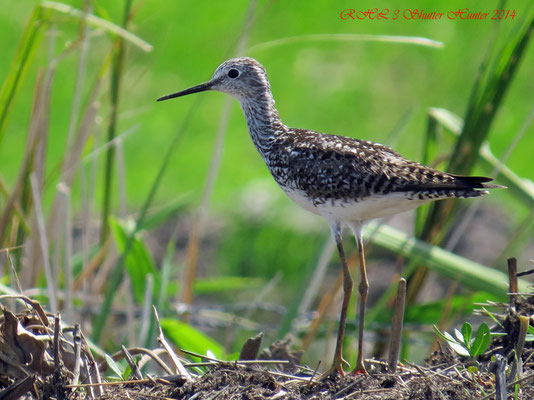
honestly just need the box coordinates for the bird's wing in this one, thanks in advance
[283,129,499,199]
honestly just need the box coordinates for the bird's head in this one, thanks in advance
[157,57,270,103]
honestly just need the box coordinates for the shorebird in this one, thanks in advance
[157,57,501,376]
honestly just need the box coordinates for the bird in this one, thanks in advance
[157,57,502,376]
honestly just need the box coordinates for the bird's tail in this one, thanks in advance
[449,174,507,190]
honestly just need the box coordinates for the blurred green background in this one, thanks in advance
[2,0,532,213]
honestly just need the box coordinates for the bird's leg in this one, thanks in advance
[352,230,368,374]
[320,224,353,379]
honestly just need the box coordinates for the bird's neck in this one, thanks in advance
[239,92,286,156]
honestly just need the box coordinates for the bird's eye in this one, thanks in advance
[228,69,240,79]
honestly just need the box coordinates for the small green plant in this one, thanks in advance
[104,354,131,381]
[527,324,534,342]
[434,322,492,359]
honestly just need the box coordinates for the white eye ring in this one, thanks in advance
[228,69,240,79]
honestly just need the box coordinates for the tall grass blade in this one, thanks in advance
[248,34,444,53]
[0,6,50,144]
[64,3,92,151]
[30,173,57,312]
[115,138,128,218]
[0,177,30,233]
[367,222,530,297]
[41,1,152,51]
[61,184,73,322]
[100,0,133,244]
[52,185,66,309]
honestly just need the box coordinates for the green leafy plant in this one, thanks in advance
[434,322,492,359]
[104,354,131,381]
[160,318,225,360]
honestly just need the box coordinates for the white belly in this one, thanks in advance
[282,187,431,224]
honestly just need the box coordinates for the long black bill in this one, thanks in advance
[157,81,213,102]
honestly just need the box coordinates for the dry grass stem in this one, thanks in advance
[388,278,406,373]
[30,173,57,313]
[153,306,191,380]
[508,257,518,309]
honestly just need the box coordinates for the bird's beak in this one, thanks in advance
[157,79,216,102]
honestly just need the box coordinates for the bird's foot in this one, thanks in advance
[350,359,368,375]
[319,357,350,380]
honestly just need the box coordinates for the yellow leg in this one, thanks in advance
[320,224,353,379]
[352,230,368,374]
